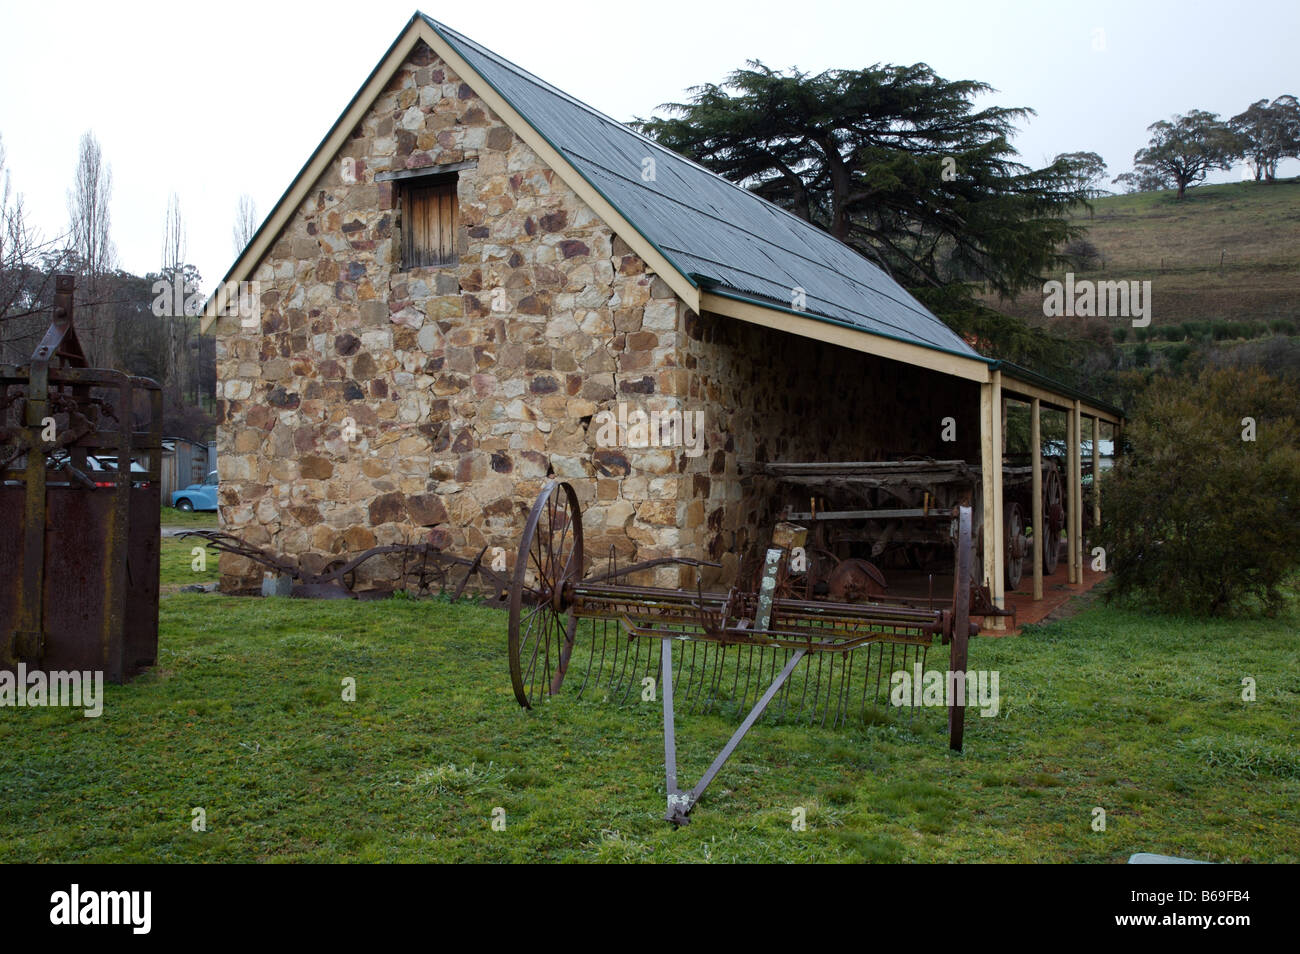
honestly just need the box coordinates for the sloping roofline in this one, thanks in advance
[202,13,697,330]
[202,11,1122,422]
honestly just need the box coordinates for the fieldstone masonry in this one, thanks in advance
[214,40,976,592]
[215,41,695,589]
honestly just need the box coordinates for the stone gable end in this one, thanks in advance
[213,40,693,589]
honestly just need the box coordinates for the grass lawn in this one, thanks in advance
[1,588,1295,862]
[160,507,218,530]
[160,537,221,587]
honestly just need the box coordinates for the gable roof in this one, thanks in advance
[205,12,985,368]
[423,15,980,360]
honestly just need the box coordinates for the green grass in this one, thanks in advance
[1,591,1295,862]
[983,178,1300,331]
[160,506,218,529]
[160,537,221,586]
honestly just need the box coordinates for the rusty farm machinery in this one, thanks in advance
[181,530,514,602]
[506,480,990,825]
[754,457,1067,592]
[1,275,162,681]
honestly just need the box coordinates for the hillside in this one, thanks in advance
[982,178,1300,335]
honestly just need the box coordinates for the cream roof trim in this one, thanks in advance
[701,291,992,383]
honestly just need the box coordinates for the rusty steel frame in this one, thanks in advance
[1,275,162,681]
[758,456,1066,589]
[507,480,981,825]
[181,530,516,602]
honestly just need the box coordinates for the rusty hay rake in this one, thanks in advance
[507,480,981,825]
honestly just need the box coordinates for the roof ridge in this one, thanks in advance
[420,13,978,360]
[423,14,918,290]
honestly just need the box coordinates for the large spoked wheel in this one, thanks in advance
[1042,463,1064,575]
[1004,501,1026,591]
[949,505,973,753]
[508,480,584,708]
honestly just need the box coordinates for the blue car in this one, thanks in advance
[171,471,218,512]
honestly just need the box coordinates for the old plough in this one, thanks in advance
[182,530,514,602]
[507,480,983,825]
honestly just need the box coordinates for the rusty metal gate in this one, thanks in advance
[0,275,162,681]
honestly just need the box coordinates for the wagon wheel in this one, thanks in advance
[508,480,584,708]
[949,505,973,753]
[1041,462,1064,575]
[1004,501,1026,591]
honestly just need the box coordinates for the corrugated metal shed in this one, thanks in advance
[159,437,212,501]
[426,15,979,359]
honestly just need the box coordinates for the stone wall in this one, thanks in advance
[675,309,980,585]
[214,38,978,594]
[213,40,691,589]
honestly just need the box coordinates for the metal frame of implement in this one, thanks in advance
[1,274,162,680]
[507,480,979,825]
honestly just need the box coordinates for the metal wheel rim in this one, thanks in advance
[1042,464,1063,575]
[1005,502,1024,590]
[508,480,584,708]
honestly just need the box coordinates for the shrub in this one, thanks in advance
[1160,323,1185,342]
[1166,342,1193,371]
[1097,367,1300,615]
[1133,341,1151,367]
[1063,238,1103,270]
[1112,327,1128,344]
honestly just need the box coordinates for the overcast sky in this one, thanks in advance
[2,0,1296,292]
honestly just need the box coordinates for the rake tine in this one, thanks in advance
[829,651,846,729]
[795,650,810,725]
[861,641,874,722]
[682,639,701,712]
[831,651,845,729]
[825,652,840,728]
[819,650,834,726]
[797,650,819,725]
[617,631,644,705]
[903,644,916,728]
[600,617,620,691]
[842,649,855,728]
[773,649,790,723]
[771,649,791,723]
[697,640,717,713]
[883,647,894,722]
[704,643,726,715]
[858,642,870,724]
[728,642,743,715]
[792,648,808,723]
[741,645,755,714]
[697,642,715,714]
[919,644,930,729]
[610,627,633,697]
[575,618,598,699]
[686,639,705,713]
[583,617,609,698]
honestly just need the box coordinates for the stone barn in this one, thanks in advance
[203,13,1121,616]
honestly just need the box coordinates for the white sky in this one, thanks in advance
[2,0,1296,292]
